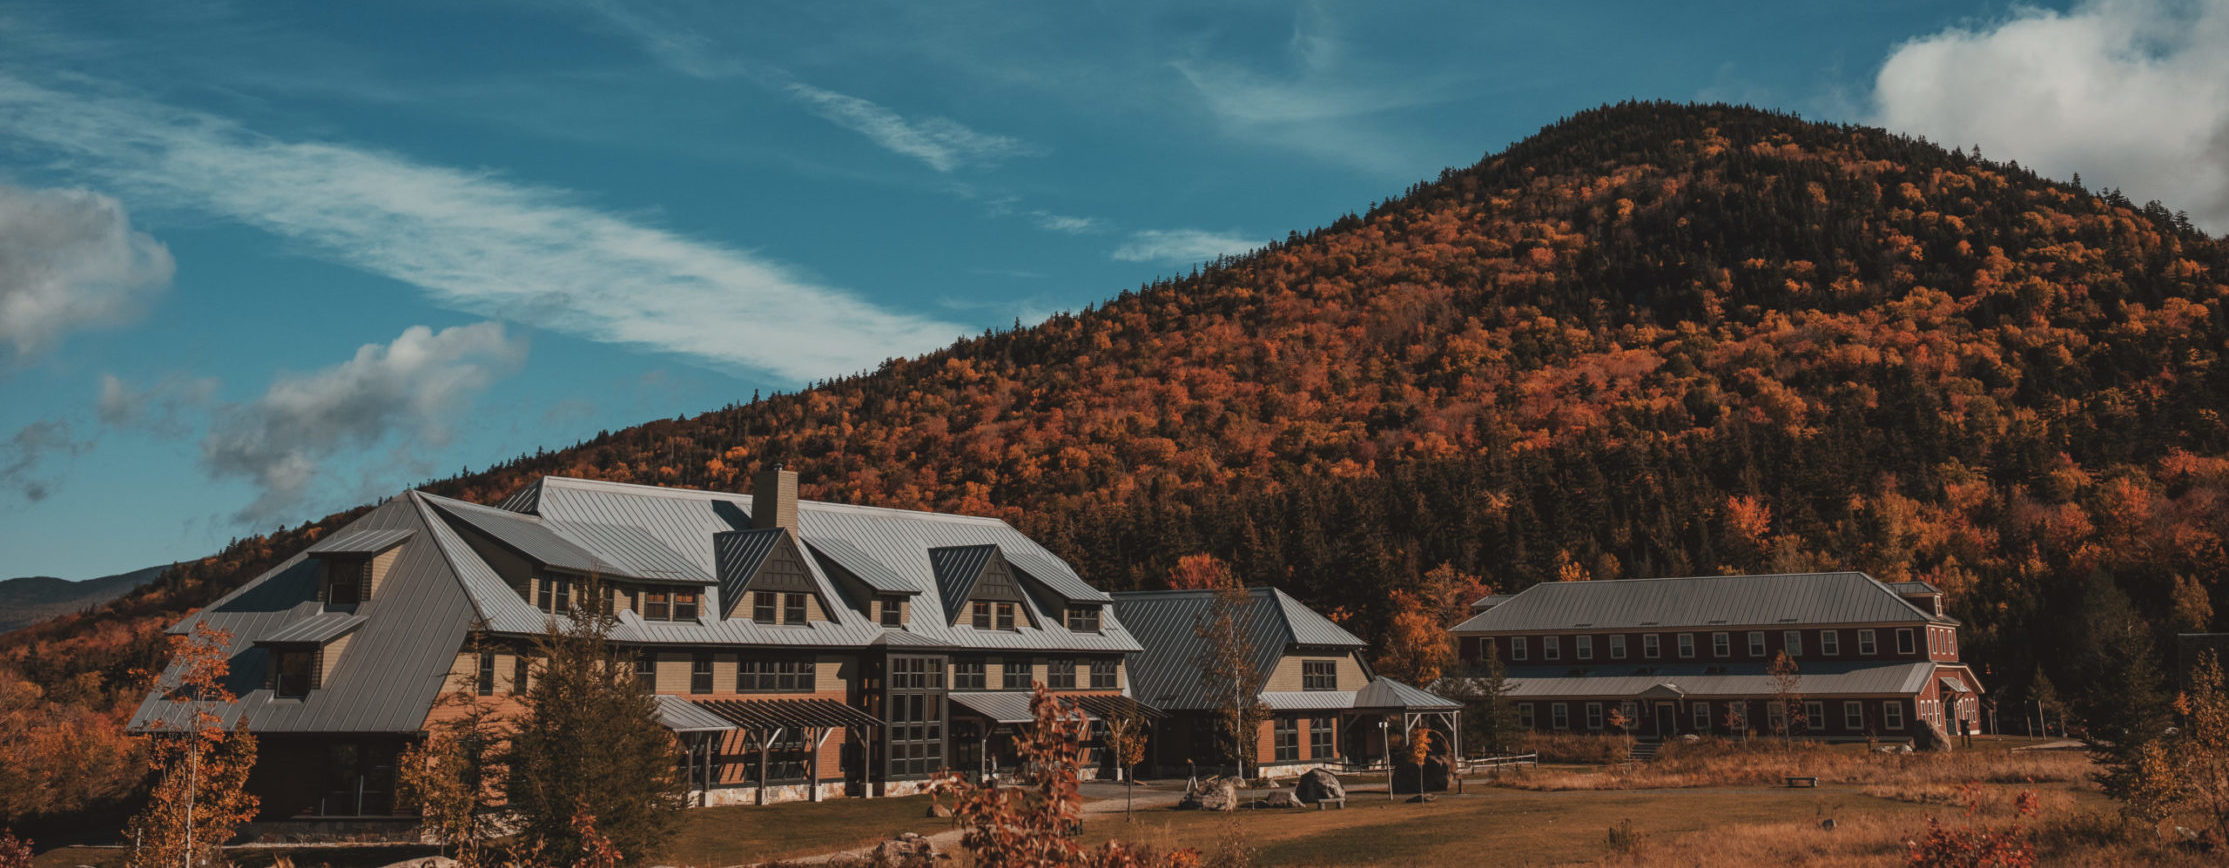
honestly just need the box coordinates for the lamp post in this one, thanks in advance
[1380,719,1391,802]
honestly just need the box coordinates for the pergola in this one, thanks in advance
[946,692,1164,779]
[659,696,883,805]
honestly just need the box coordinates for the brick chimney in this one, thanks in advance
[752,465,799,533]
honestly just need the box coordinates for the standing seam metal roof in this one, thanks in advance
[1111,587,1365,711]
[1450,572,1950,634]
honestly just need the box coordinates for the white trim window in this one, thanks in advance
[1586,702,1605,731]
[1518,702,1536,729]
[1944,631,1956,658]
[1551,703,1570,731]
[1897,628,1916,655]
[1804,700,1824,729]
[1677,633,1695,659]
[1747,631,1766,657]
[1643,634,1661,659]
[1620,701,1639,728]
[1883,701,1905,730]
[1783,631,1803,657]
[1576,635,1594,661]
[1544,636,1562,661]
[1511,637,1528,662]
[1712,632,1731,658]
[1820,630,1839,655]
[1692,701,1712,731]
[1609,634,1627,659]
[1843,701,1865,730]
[1858,629,1877,655]
[1766,702,1786,733]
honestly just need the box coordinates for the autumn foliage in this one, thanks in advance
[125,622,258,868]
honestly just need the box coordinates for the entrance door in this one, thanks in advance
[1653,703,1676,737]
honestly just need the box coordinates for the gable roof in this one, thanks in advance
[1451,572,1952,635]
[929,544,999,621]
[1112,586,1366,710]
[304,526,413,556]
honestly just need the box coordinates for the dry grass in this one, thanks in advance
[1489,737,2088,792]
[1517,732,1633,764]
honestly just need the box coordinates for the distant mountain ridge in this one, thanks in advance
[0,566,167,634]
[3,101,2224,720]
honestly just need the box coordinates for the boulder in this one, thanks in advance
[1392,756,1452,794]
[1259,789,1298,808]
[1294,768,1346,805]
[926,800,954,818]
[1177,776,1238,811]
[870,832,945,863]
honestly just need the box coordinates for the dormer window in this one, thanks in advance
[783,593,807,624]
[1064,606,1101,632]
[879,597,904,627]
[970,601,1018,631]
[535,577,573,615]
[325,557,368,606]
[754,592,777,622]
[271,648,316,698]
[640,589,700,622]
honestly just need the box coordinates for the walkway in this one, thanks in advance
[780,780,1186,865]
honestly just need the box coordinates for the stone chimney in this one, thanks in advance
[752,465,799,533]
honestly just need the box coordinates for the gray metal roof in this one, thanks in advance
[655,695,737,733]
[1353,676,1461,710]
[949,691,1041,724]
[1112,587,1366,711]
[550,520,709,583]
[133,495,478,734]
[432,498,612,577]
[714,528,785,611]
[1451,660,1947,700]
[805,537,918,595]
[1888,581,1943,595]
[1260,691,1361,711]
[304,527,414,556]
[257,612,366,645]
[1450,572,1949,635]
[928,544,997,622]
[998,544,1113,603]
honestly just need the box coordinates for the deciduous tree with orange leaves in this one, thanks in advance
[125,621,258,868]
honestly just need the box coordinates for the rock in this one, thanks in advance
[1820,818,1837,831]
[926,801,954,818]
[1260,789,1298,808]
[1680,733,1701,743]
[1295,768,1347,805]
[1392,756,1452,794]
[1405,793,1437,803]
[871,832,943,864]
[1177,775,1238,811]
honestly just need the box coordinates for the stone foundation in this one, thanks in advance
[692,782,848,806]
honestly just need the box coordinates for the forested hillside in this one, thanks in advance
[6,102,2226,753]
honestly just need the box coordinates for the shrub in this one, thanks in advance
[1518,732,1630,764]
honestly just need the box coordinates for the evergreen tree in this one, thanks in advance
[1440,642,1518,756]
[2065,571,2177,803]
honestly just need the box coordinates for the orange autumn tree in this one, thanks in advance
[1165,553,1237,591]
[1375,563,1490,685]
[126,622,258,868]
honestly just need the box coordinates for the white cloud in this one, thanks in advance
[783,81,1032,173]
[1873,0,2229,231]
[97,372,218,436]
[200,322,527,522]
[0,75,966,381]
[1029,211,1102,235]
[0,419,88,502]
[1111,229,1263,264]
[0,184,173,359]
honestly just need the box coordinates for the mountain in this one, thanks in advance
[4,101,2225,722]
[0,566,165,635]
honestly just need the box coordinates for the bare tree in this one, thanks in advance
[1194,585,1269,782]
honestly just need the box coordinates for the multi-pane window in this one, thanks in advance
[1576,635,1594,660]
[1843,701,1865,730]
[634,650,656,687]
[1747,631,1766,657]
[1858,629,1877,655]
[1585,702,1604,731]
[645,590,670,620]
[884,656,945,779]
[1273,717,1299,761]
[476,650,495,697]
[881,597,904,627]
[1089,659,1118,689]
[1064,606,1101,632]
[1943,631,1956,657]
[1620,701,1639,729]
[1609,634,1627,659]
[1820,630,1840,655]
[536,576,573,615]
[1896,629,1916,655]
[1677,633,1696,658]
[1517,703,1535,728]
[1309,717,1334,758]
[783,593,808,624]
[1784,631,1803,657]
[1510,637,1529,661]
[1692,701,1712,731]
[1001,659,1031,690]
[1805,700,1825,729]
[673,591,699,621]
[1883,701,1904,730]
[1711,632,1731,657]
[1543,636,1561,661]
[738,658,813,692]
[1047,659,1077,690]
[1643,634,1661,659]
[995,602,1016,630]
[953,660,986,690]
[1550,703,1570,730]
[890,656,945,689]
[511,656,529,696]
[972,601,992,629]
[690,652,714,694]
[1301,660,1337,691]
[738,729,812,784]
[753,591,777,623]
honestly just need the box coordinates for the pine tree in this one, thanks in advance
[1440,642,1518,756]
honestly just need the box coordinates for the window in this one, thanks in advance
[1804,700,1825,730]
[1858,629,1877,655]
[536,576,573,615]
[273,648,316,698]
[690,652,714,694]
[477,650,495,697]
[995,602,1016,630]
[1693,701,1712,731]
[1517,703,1535,729]
[1884,702,1904,730]
[971,600,992,629]
[673,591,699,621]
[881,597,904,627]
[1767,702,1786,733]
[1609,634,1627,659]
[883,657,945,779]
[635,650,656,688]
[1677,633,1695,659]
[1896,628,1915,655]
[1301,660,1337,691]
[1543,636,1561,661]
[1783,631,1803,657]
[1001,659,1031,690]
[1820,630,1840,655]
[737,729,812,785]
[1048,659,1077,690]
[1843,701,1865,730]
[1309,717,1335,759]
[754,591,777,622]
[1643,634,1661,659]
[1510,637,1529,662]
[738,658,813,692]
[511,655,529,696]
[1576,635,1594,660]
[954,660,986,690]
[1712,632,1731,657]
[1274,717,1299,762]
[1619,701,1639,729]
[783,593,808,624]
[327,558,366,606]
[1943,631,1956,658]
[645,590,670,620]
[1747,631,1766,657]
[1065,606,1101,632]
[1586,702,1604,731]
[1551,703,1570,730]
[1090,659,1118,689]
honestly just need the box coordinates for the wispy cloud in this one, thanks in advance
[1873,0,2229,232]
[200,322,527,523]
[0,183,173,360]
[97,372,218,437]
[0,74,965,381]
[1029,210,1102,235]
[1111,229,1262,264]
[783,80,1033,173]
[0,419,89,502]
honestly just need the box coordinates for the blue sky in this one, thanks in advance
[5,0,2225,580]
